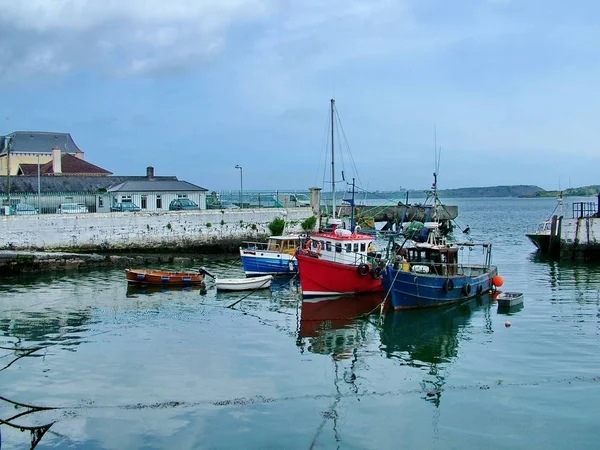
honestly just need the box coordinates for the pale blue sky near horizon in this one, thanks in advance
[1,0,599,192]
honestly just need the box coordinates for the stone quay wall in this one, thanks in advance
[0,208,315,252]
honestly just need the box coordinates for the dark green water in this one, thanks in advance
[1,197,600,449]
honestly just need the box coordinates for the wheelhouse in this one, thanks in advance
[304,228,378,266]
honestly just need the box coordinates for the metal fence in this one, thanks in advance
[0,190,318,215]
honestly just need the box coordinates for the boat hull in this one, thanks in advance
[216,275,273,291]
[125,269,205,285]
[497,292,524,307]
[382,265,498,310]
[296,253,383,297]
[525,233,550,252]
[240,250,297,276]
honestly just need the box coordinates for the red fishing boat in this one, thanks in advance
[296,222,384,297]
[296,99,384,297]
[125,268,209,285]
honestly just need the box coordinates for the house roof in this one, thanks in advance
[0,175,197,194]
[18,153,112,176]
[108,179,208,192]
[0,131,82,155]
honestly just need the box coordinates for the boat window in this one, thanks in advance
[335,243,342,253]
[353,243,359,253]
[345,243,352,253]
[325,241,331,251]
[360,243,366,252]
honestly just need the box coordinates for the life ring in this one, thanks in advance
[443,278,454,292]
[316,241,322,255]
[371,266,383,280]
[357,263,369,276]
[462,283,472,296]
[305,239,313,250]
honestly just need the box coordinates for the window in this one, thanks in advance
[335,243,342,253]
[121,195,132,203]
[98,197,104,208]
[325,242,332,252]
[156,195,162,209]
[177,194,188,199]
[353,243,359,253]
[141,196,147,209]
[360,243,366,252]
[345,243,352,253]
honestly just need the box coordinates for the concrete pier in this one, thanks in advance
[0,208,313,252]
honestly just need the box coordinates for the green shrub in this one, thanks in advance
[268,217,286,236]
[221,219,226,226]
[301,216,317,231]
[206,222,212,227]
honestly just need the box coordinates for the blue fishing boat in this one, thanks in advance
[383,221,501,309]
[382,170,502,310]
[239,235,300,276]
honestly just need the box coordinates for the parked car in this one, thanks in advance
[111,202,141,212]
[57,203,89,214]
[291,194,310,207]
[14,203,39,215]
[168,199,199,211]
[207,200,240,209]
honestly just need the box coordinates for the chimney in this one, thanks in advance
[147,166,155,180]
[52,146,62,174]
[75,150,85,160]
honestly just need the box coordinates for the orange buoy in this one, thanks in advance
[493,275,504,287]
[505,321,511,328]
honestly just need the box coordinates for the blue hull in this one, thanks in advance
[382,265,498,310]
[241,255,297,276]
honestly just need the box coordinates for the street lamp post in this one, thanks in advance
[235,165,243,208]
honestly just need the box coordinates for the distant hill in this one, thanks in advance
[523,185,600,198]
[436,185,543,198]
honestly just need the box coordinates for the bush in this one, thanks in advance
[301,216,317,231]
[268,217,286,236]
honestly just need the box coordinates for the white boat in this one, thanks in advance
[215,275,273,291]
[497,292,524,307]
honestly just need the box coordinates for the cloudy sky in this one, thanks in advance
[1,0,599,191]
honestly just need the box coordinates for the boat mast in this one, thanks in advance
[331,98,336,220]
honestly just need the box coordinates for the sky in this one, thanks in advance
[1,0,599,192]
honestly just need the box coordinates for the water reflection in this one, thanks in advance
[126,282,207,297]
[380,294,493,406]
[0,392,55,449]
[298,294,383,358]
[0,309,92,345]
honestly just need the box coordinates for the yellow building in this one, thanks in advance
[0,131,85,176]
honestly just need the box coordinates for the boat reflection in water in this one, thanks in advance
[298,293,383,358]
[380,293,494,406]
[126,283,207,297]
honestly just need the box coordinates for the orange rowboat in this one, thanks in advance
[125,268,208,285]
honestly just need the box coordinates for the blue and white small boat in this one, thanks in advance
[240,235,300,276]
[382,222,501,310]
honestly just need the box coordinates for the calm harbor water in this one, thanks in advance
[1,197,600,449]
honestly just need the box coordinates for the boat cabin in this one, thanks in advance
[241,236,300,256]
[401,244,459,276]
[303,228,378,265]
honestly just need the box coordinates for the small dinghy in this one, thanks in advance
[497,292,524,307]
[216,275,273,291]
[125,267,214,285]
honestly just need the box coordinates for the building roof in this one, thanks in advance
[0,175,193,194]
[0,131,82,155]
[18,154,112,176]
[108,179,208,192]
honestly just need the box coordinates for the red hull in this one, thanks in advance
[296,254,383,297]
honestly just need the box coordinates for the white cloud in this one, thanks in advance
[0,0,274,80]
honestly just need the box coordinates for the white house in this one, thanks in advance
[99,167,208,212]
